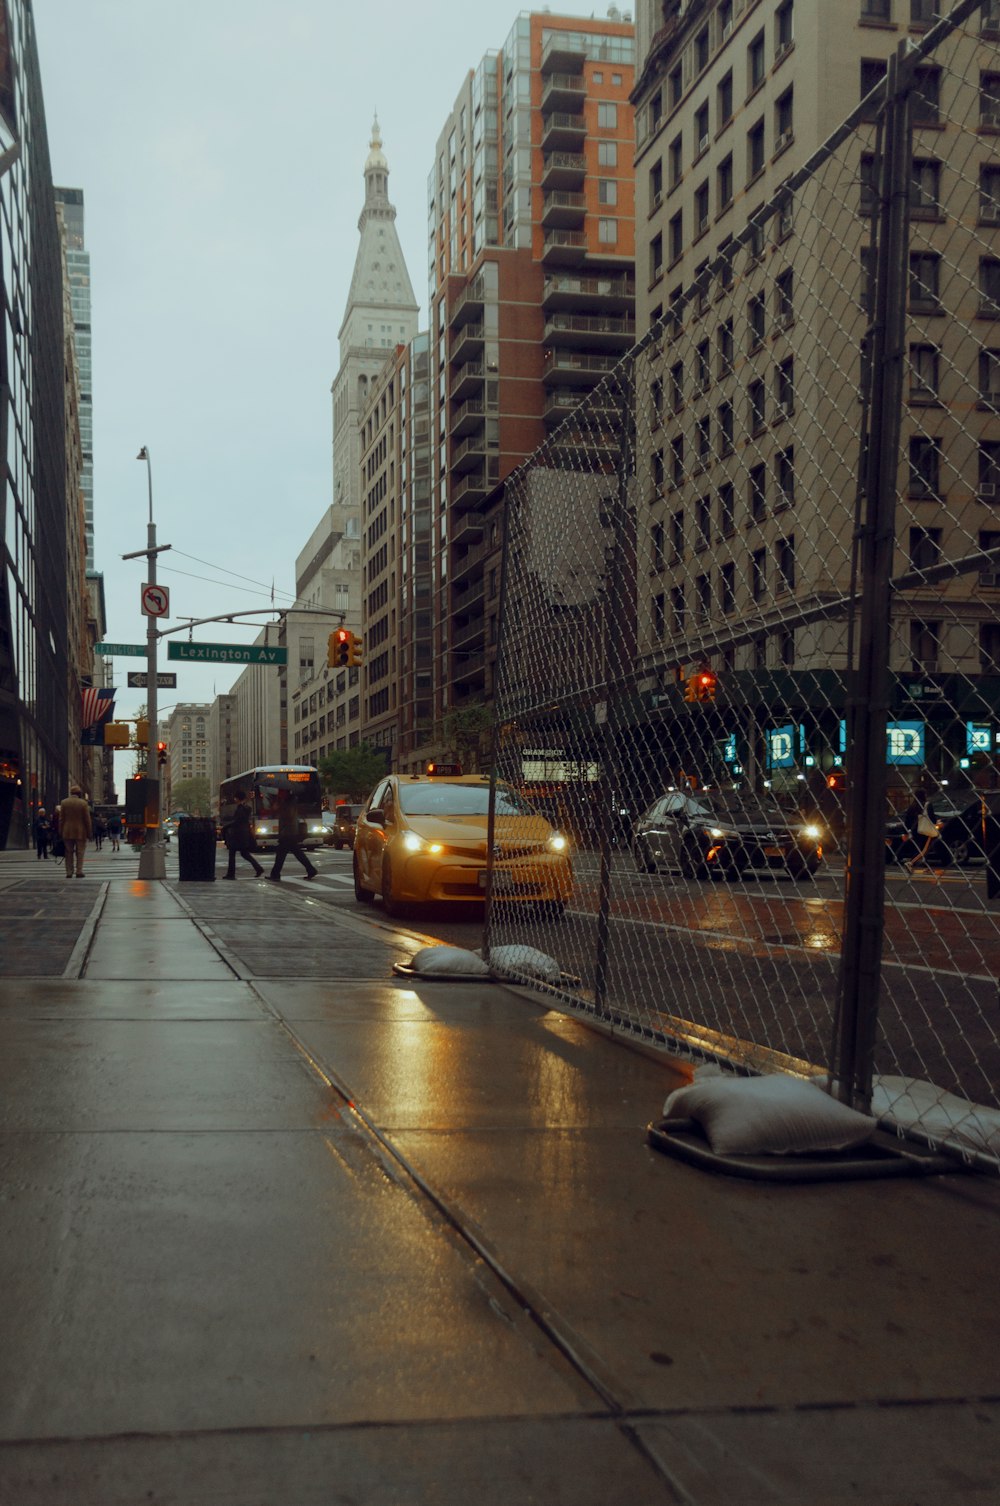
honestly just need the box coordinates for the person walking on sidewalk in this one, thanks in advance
[223,790,264,880]
[57,786,92,878]
[107,810,122,852]
[93,813,106,852]
[33,807,51,860]
[904,783,940,870]
[268,793,318,882]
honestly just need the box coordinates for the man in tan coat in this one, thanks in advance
[57,785,92,877]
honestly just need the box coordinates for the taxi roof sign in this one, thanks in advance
[426,761,462,777]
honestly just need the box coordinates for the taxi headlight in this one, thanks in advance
[547,832,567,853]
[704,825,736,840]
[802,824,822,841]
[255,822,273,835]
[401,831,444,855]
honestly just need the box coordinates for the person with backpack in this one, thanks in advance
[222,790,265,880]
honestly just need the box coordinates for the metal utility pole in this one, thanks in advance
[131,447,168,880]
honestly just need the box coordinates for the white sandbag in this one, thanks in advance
[662,1072,876,1156]
[407,946,490,977]
[488,944,562,984]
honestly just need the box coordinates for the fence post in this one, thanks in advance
[832,47,911,1110]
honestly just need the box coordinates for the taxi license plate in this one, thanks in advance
[763,845,786,858]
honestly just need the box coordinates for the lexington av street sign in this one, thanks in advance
[167,642,288,665]
[95,642,147,657]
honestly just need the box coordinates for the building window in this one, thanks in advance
[747,117,765,177]
[696,338,711,391]
[695,101,710,154]
[717,317,734,375]
[695,24,710,72]
[649,159,663,206]
[669,64,683,108]
[696,416,712,464]
[777,534,796,592]
[599,179,618,206]
[697,493,712,546]
[909,251,941,310]
[979,257,1000,316]
[861,0,891,19]
[599,218,618,244]
[719,481,735,536]
[654,591,665,639]
[912,66,940,124]
[860,58,887,118]
[979,348,1000,407]
[598,141,618,166]
[980,439,1000,496]
[776,1,794,51]
[909,435,942,497]
[671,508,685,561]
[983,1,1000,36]
[910,0,938,22]
[775,88,794,149]
[669,209,683,262]
[909,343,939,402]
[748,30,765,93]
[598,102,618,128]
[910,618,941,672]
[671,584,686,633]
[652,520,665,571]
[909,525,942,573]
[980,165,1000,223]
[751,547,767,602]
[669,133,683,187]
[749,377,766,433]
[775,190,793,241]
[911,157,941,217]
[671,435,685,485]
[776,446,795,505]
[718,399,734,454]
[696,572,711,620]
[670,360,684,411]
[650,376,663,429]
[649,89,662,134]
[650,232,663,283]
[981,621,1000,675]
[718,70,733,125]
[717,153,733,210]
[776,357,795,418]
[749,292,766,349]
[979,532,1000,588]
[859,153,877,216]
[775,267,794,328]
[695,181,710,236]
[652,448,665,491]
[749,462,767,522]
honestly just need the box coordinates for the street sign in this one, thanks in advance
[167,641,288,665]
[95,642,147,657]
[127,672,178,688]
[141,582,170,617]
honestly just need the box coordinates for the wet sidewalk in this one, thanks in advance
[1,848,998,1504]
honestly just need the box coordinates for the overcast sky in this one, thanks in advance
[35,0,617,781]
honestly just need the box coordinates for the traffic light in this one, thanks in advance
[157,741,167,768]
[347,631,363,669]
[135,720,149,746]
[328,628,351,667]
[684,669,717,703]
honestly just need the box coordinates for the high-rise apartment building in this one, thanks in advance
[54,188,94,571]
[164,703,211,807]
[426,9,636,733]
[630,0,1000,722]
[0,1,73,845]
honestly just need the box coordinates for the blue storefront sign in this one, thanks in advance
[767,724,797,769]
[885,721,925,765]
[967,722,992,755]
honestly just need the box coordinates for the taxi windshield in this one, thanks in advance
[398,782,537,818]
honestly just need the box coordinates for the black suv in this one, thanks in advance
[327,804,362,849]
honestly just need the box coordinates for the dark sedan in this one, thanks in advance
[632,791,823,880]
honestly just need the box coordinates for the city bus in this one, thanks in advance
[218,765,326,852]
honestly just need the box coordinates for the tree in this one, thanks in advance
[441,701,494,770]
[168,776,212,816]
[319,744,388,802]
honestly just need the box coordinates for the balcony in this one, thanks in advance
[451,432,495,474]
[541,151,586,190]
[452,611,486,652]
[543,312,636,349]
[450,320,485,364]
[450,358,487,400]
[453,580,486,618]
[541,111,586,153]
[542,348,622,386]
[541,229,588,267]
[450,397,489,438]
[451,466,497,512]
[541,190,586,229]
[451,649,487,686]
[541,72,586,114]
[540,32,587,74]
[542,272,635,313]
[544,388,623,431]
[451,275,487,327]
[451,515,485,550]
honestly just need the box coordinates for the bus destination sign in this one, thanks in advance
[167,642,288,666]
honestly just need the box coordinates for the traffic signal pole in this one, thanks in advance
[128,447,168,880]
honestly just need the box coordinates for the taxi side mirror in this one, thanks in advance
[366,808,385,827]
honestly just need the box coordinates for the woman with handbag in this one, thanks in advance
[904,784,939,870]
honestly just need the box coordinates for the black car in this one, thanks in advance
[885,792,1000,867]
[325,804,362,849]
[632,791,823,880]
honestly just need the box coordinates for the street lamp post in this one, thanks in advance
[136,446,166,879]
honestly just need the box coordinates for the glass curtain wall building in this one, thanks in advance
[0,0,70,846]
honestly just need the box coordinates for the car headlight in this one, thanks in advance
[547,832,567,853]
[255,822,273,835]
[308,823,324,834]
[703,825,737,840]
[401,831,442,854]
[801,824,822,841]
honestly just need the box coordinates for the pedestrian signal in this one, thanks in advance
[329,628,351,667]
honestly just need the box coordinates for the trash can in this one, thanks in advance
[177,816,217,882]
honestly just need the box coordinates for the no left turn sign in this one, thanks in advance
[141,583,170,617]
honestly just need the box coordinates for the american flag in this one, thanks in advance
[81,687,115,732]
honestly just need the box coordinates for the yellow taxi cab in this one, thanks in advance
[352,763,573,917]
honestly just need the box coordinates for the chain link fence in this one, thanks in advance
[485,1,1000,1171]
